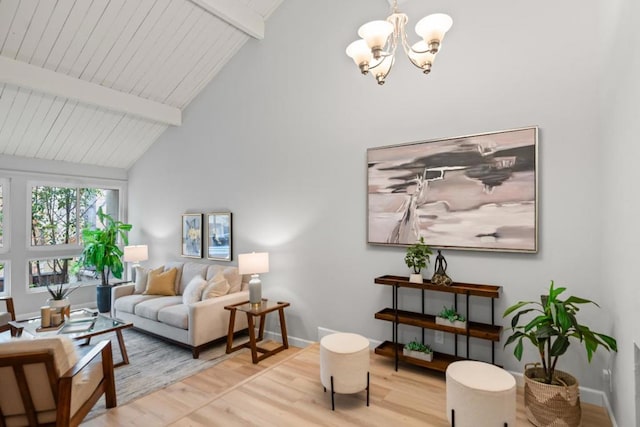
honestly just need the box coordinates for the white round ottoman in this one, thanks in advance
[320,333,370,410]
[446,360,516,427]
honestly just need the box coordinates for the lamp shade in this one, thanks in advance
[357,20,394,50]
[346,39,373,65]
[415,13,453,43]
[408,41,436,68]
[238,252,269,275]
[123,245,148,263]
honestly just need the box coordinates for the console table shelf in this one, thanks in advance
[374,308,502,341]
[374,275,502,372]
[375,341,465,372]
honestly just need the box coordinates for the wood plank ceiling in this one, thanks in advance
[0,0,282,169]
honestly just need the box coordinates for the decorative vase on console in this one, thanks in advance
[404,237,432,284]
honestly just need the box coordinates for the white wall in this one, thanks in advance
[129,0,616,397]
[600,0,640,424]
[0,154,127,316]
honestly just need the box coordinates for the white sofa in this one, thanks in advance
[112,261,249,358]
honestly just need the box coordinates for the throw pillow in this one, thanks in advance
[134,266,163,294]
[182,275,207,305]
[202,272,230,300]
[144,268,178,296]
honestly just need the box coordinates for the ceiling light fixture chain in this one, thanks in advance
[345,3,453,85]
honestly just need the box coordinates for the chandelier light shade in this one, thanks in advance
[345,0,453,85]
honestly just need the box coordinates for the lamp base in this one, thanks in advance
[249,274,262,305]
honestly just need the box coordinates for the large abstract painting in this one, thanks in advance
[367,127,538,252]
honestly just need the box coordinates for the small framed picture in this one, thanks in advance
[205,212,232,261]
[181,214,203,258]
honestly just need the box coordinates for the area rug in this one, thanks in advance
[84,328,244,420]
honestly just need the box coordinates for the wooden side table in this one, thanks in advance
[225,299,290,364]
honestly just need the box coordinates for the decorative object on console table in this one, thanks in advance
[181,213,203,258]
[503,280,617,427]
[367,127,538,252]
[431,250,452,286]
[79,207,132,313]
[403,339,433,362]
[404,237,432,283]
[123,245,148,282]
[238,252,269,305]
[206,212,232,261]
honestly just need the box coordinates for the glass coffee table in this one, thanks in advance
[14,308,133,367]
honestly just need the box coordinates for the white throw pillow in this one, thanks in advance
[182,275,207,304]
[133,266,152,294]
[202,272,230,300]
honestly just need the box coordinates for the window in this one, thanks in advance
[28,184,121,291]
[0,181,4,248]
[31,186,119,247]
[0,262,6,295]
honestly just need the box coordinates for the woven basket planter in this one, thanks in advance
[524,365,581,427]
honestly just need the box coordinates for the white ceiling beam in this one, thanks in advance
[189,0,265,39]
[0,57,182,126]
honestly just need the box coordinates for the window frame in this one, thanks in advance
[0,261,9,296]
[25,179,126,295]
[0,177,10,255]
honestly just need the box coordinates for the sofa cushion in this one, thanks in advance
[144,268,178,296]
[202,272,230,300]
[179,263,207,295]
[206,265,242,294]
[182,275,207,304]
[157,304,189,330]
[164,262,184,294]
[134,266,163,294]
[134,296,183,321]
[114,294,162,314]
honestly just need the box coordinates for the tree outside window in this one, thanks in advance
[29,186,119,289]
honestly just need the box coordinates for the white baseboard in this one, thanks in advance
[602,392,618,427]
[262,329,313,348]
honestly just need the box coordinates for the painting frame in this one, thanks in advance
[367,126,538,253]
[181,213,203,258]
[205,212,232,262]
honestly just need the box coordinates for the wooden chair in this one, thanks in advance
[0,336,117,427]
[0,297,16,333]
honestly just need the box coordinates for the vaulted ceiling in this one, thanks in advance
[0,0,282,169]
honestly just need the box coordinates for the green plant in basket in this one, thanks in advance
[503,280,617,385]
[404,237,433,274]
[437,306,465,322]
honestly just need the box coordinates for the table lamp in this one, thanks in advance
[238,252,269,304]
[123,245,148,282]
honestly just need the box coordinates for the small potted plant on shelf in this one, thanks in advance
[436,306,467,329]
[503,280,617,427]
[404,237,433,283]
[403,339,433,362]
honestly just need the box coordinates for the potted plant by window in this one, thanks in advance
[79,208,132,313]
[503,281,617,427]
[435,306,467,329]
[404,237,433,283]
[403,339,433,362]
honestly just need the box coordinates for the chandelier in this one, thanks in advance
[345,0,453,85]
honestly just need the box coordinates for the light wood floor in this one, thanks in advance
[83,342,612,426]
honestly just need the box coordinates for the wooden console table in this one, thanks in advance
[225,299,290,364]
